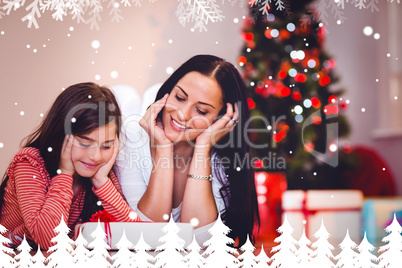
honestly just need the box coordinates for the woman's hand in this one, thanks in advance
[58,135,75,176]
[91,137,119,189]
[195,102,239,150]
[139,94,172,148]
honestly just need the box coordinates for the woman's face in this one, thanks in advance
[162,71,224,143]
[70,121,117,178]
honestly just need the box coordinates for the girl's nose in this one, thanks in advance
[88,147,102,162]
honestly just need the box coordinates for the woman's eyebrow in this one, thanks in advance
[176,86,216,109]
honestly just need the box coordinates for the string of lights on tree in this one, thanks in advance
[240,0,356,190]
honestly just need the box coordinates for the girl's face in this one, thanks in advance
[70,122,117,178]
[162,71,224,143]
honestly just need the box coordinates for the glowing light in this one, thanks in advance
[114,2,119,8]
[97,201,102,206]
[267,125,272,131]
[69,26,74,31]
[190,218,200,227]
[361,108,366,112]
[256,173,267,184]
[48,147,53,152]
[295,115,303,123]
[267,14,275,21]
[91,40,100,49]
[258,196,267,204]
[303,220,307,224]
[40,113,44,117]
[383,168,386,171]
[233,18,239,23]
[387,53,391,57]
[163,214,169,220]
[57,169,61,174]
[257,185,267,195]
[110,71,119,79]
[288,68,297,77]
[20,111,24,116]
[313,172,317,176]
[250,82,255,86]
[363,26,373,36]
[376,79,379,82]
[307,59,316,68]
[26,44,30,48]
[0,143,3,148]
[129,211,137,219]
[373,33,380,40]
[168,39,173,44]
[33,49,37,53]
[303,99,312,108]
[236,167,241,171]
[294,105,303,115]
[329,143,338,152]
[271,29,279,38]
[337,20,341,25]
[95,74,101,80]
[286,23,296,32]
[0,31,4,35]
[71,117,76,123]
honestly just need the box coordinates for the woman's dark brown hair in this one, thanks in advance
[0,82,122,222]
[155,55,260,247]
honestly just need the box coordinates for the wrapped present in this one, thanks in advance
[362,198,402,246]
[282,190,363,245]
[74,222,194,250]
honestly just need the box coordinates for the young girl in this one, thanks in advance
[115,55,260,247]
[0,82,140,250]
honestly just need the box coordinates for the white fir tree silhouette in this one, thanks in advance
[238,234,257,268]
[254,245,270,268]
[154,215,187,268]
[311,219,335,268]
[0,224,15,268]
[87,220,112,267]
[46,215,76,268]
[334,229,358,268]
[132,232,154,268]
[270,215,298,268]
[377,214,402,268]
[356,232,378,268]
[73,231,91,267]
[203,215,239,268]
[297,227,313,267]
[111,229,136,268]
[31,245,46,268]
[184,234,205,268]
[14,235,33,268]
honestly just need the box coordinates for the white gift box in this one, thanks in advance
[282,190,364,245]
[75,222,194,250]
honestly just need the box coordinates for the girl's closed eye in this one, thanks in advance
[79,141,91,148]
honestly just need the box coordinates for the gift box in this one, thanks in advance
[74,222,194,250]
[362,198,402,246]
[282,190,363,246]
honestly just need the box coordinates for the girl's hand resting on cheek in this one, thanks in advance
[91,137,119,189]
[58,135,75,177]
[195,102,239,150]
[139,93,172,148]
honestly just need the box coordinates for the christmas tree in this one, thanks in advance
[240,0,356,189]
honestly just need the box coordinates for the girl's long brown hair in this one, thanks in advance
[0,82,122,222]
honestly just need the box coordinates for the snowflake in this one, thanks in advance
[176,0,225,32]
[108,0,123,23]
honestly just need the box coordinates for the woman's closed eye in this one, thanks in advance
[175,94,185,102]
[196,108,207,115]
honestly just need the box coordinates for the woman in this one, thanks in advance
[115,55,259,247]
[0,82,140,250]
